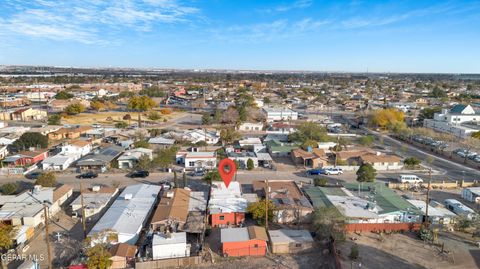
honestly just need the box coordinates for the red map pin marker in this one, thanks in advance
[218,158,236,188]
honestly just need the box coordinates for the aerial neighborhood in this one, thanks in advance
[0,67,479,269]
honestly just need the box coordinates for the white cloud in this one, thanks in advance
[264,0,313,13]
[0,0,199,44]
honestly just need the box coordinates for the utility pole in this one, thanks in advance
[334,135,340,167]
[43,204,52,269]
[424,168,432,228]
[80,181,87,239]
[265,179,269,231]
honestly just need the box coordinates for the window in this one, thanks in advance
[219,215,224,220]
[254,244,259,248]
[188,161,195,167]
[295,243,302,247]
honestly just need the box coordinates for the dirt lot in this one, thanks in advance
[336,232,480,269]
[61,110,185,125]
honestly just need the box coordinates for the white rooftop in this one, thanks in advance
[269,229,314,244]
[185,151,216,158]
[327,195,380,219]
[209,182,247,214]
[89,184,160,243]
[153,232,187,246]
[407,200,457,218]
[148,137,175,145]
[221,227,250,243]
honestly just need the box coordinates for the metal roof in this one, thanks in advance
[152,232,186,246]
[269,229,313,244]
[221,227,250,243]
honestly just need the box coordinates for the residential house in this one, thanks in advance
[237,122,264,132]
[209,182,247,227]
[10,107,47,121]
[48,126,92,141]
[265,140,298,157]
[0,185,73,228]
[251,181,314,224]
[148,136,176,149]
[76,145,124,172]
[359,153,403,171]
[109,243,137,269]
[117,148,153,169]
[424,104,480,138]
[152,232,190,260]
[304,183,421,232]
[269,229,314,254]
[408,200,457,226]
[48,99,90,113]
[3,149,48,167]
[41,154,76,171]
[227,151,258,169]
[176,151,217,170]
[263,107,298,122]
[462,187,480,203]
[266,122,298,134]
[221,226,268,257]
[291,148,328,168]
[150,188,190,231]
[70,186,119,218]
[182,129,219,145]
[237,137,265,153]
[89,184,161,245]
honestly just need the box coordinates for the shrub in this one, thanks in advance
[0,183,18,195]
[349,244,359,260]
[314,177,328,187]
[247,158,254,170]
[35,172,56,187]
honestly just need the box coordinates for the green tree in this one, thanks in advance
[35,172,57,187]
[404,157,421,168]
[86,244,112,269]
[213,110,222,123]
[246,158,254,170]
[418,107,442,123]
[64,103,86,115]
[152,147,178,170]
[219,127,241,146]
[133,140,149,149]
[54,91,74,100]
[247,199,276,226]
[313,206,346,241]
[314,177,328,187]
[356,163,376,182]
[115,121,128,129]
[430,87,447,98]
[203,170,221,184]
[289,122,328,143]
[139,86,166,97]
[359,135,375,146]
[136,155,152,171]
[48,114,62,125]
[302,139,318,150]
[148,111,161,121]
[127,95,156,111]
[263,96,271,104]
[472,131,480,139]
[202,113,212,125]
[349,244,359,260]
[90,100,106,112]
[0,223,13,254]
[13,132,48,150]
[0,183,17,195]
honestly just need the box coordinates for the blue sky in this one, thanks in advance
[0,0,479,73]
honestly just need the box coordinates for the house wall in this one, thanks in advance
[110,256,127,269]
[371,162,403,171]
[152,242,189,260]
[222,239,267,257]
[184,158,216,170]
[271,241,314,254]
[274,208,313,224]
[210,212,245,227]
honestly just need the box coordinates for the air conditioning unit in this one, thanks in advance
[124,193,133,200]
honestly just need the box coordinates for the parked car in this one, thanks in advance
[25,171,44,180]
[307,169,326,175]
[128,170,150,178]
[189,170,205,177]
[76,171,98,179]
[324,167,343,175]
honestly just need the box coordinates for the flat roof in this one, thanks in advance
[89,184,160,241]
[153,232,186,246]
[221,227,250,243]
[269,229,313,244]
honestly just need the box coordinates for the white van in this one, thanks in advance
[398,175,423,184]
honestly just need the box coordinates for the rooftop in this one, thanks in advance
[269,229,314,244]
[221,226,268,243]
[152,232,187,246]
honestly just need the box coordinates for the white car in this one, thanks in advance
[325,168,343,175]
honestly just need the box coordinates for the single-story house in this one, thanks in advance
[70,186,118,218]
[291,148,328,168]
[2,149,49,167]
[148,136,176,149]
[76,145,124,172]
[176,151,217,170]
[117,148,153,169]
[221,226,268,257]
[359,153,403,171]
[209,182,247,228]
[48,126,92,141]
[41,154,76,171]
[10,107,47,121]
[269,229,314,254]
[227,151,258,169]
[152,232,190,260]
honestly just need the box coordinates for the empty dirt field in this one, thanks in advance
[61,110,185,125]
[337,231,480,269]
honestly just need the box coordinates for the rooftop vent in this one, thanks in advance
[124,193,133,200]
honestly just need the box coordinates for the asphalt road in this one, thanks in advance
[364,128,480,182]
